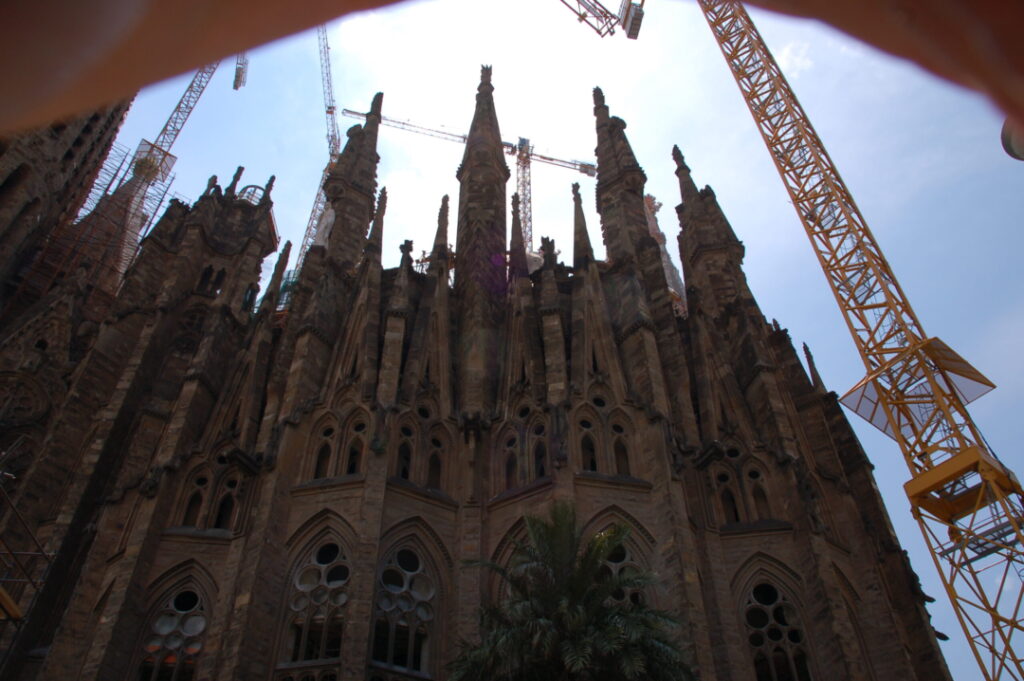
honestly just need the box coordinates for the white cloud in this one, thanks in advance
[777,40,814,78]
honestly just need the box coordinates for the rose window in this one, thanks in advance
[371,548,436,675]
[138,588,207,681]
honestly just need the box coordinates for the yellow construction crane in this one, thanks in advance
[297,25,343,271]
[562,1,1024,678]
[339,108,596,257]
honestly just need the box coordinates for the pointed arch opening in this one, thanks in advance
[182,492,203,527]
[134,573,213,681]
[346,438,362,475]
[277,535,352,672]
[427,453,442,490]
[614,438,630,476]
[397,441,412,480]
[505,453,517,491]
[752,485,771,520]
[581,434,597,472]
[212,494,235,530]
[314,443,332,479]
[721,488,741,524]
[533,441,547,479]
[370,544,439,677]
[742,581,814,681]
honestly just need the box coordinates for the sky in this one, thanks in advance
[109,0,1024,678]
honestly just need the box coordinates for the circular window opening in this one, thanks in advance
[518,406,530,419]
[195,477,208,487]
[431,437,442,448]
[752,583,779,606]
[611,423,624,434]
[749,632,765,647]
[417,406,431,419]
[766,627,783,642]
[748,470,761,480]
[326,564,349,586]
[506,437,516,448]
[726,448,740,458]
[173,590,199,613]
[533,424,545,435]
[745,607,769,628]
[716,473,729,483]
[400,426,413,437]
[382,568,404,592]
[354,422,367,432]
[216,455,227,465]
[788,629,803,644]
[593,396,606,408]
[396,549,420,573]
[607,545,627,563]
[579,419,592,429]
[226,479,238,489]
[316,543,340,565]
[322,427,335,438]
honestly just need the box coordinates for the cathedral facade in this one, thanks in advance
[0,68,950,681]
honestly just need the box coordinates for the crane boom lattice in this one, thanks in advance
[152,62,220,158]
[297,25,343,270]
[696,2,1023,678]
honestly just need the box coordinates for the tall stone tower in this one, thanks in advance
[0,70,950,681]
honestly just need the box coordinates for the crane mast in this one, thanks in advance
[695,2,1022,678]
[297,25,342,270]
[558,1,1023,677]
[338,109,596,254]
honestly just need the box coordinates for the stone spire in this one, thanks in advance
[366,187,387,256]
[323,92,383,268]
[454,66,510,417]
[572,182,594,269]
[429,195,450,272]
[673,144,741,248]
[508,193,529,281]
[258,240,291,313]
[803,342,826,392]
[592,87,648,264]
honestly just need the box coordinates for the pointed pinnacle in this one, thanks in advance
[572,183,594,269]
[226,166,244,196]
[803,342,826,392]
[367,187,387,253]
[431,195,450,264]
[509,193,529,280]
[260,240,292,312]
[673,145,700,204]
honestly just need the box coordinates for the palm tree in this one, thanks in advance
[449,501,695,681]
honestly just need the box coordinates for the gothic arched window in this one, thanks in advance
[581,432,597,472]
[603,542,645,607]
[371,547,437,676]
[533,441,547,479]
[613,438,630,476]
[752,485,771,520]
[397,441,412,480]
[342,416,367,476]
[311,423,337,480]
[744,582,812,681]
[137,587,208,681]
[721,488,741,524]
[501,433,518,492]
[345,438,362,475]
[427,454,442,490]
[278,540,352,671]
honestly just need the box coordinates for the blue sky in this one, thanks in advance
[111,0,1023,677]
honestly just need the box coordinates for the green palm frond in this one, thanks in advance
[449,500,696,681]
